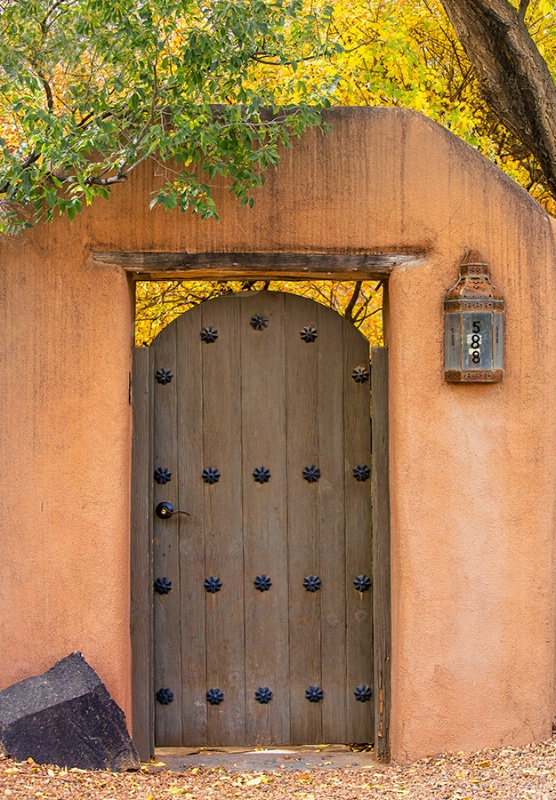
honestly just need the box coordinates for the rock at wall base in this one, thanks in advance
[0,652,139,771]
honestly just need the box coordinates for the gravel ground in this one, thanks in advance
[2,739,556,799]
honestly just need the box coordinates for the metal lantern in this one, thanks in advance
[444,251,505,383]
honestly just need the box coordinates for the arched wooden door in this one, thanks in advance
[132,291,374,749]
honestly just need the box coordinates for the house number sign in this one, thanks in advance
[444,251,505,383]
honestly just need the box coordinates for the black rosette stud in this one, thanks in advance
[255,687,273,704]
[354,685,372,703]
[153,467,172,484]
[300,325,318,343]
[352,365,370,384]
[200,326,218,343]
[253,466,271,484]
[303,575,321,592]
[353,574,372,592]
[254,575,272,592]
[303,465,321,483]
[206,688,224,705]
[155,368,173,385]
[305,685,323,703]
[156,688,174,705]
[353,464,371,482]
[154,577,172,595]
[202,467,220,484]
[204,576,222,593]
[250,313,268,331]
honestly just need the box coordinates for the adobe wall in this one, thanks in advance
[1,107,555,762]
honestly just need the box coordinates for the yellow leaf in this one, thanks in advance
[245,777,263,786]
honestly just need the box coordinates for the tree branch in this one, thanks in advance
[439,0,556,198]
[344,280,362,323]
[518,0,530,23]
[37,70,54,112]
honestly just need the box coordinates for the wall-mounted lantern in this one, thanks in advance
[444,251,505,383]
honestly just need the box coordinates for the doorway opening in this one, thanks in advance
[130,271,390,763]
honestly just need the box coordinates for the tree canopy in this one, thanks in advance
[0,0,338,230]
[1,0,556,231]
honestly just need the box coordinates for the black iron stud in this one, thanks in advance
[254,575,272,592]
[154,467,172,484]
[255,687,273,704]
[353,464,371,482]
[305,685,323,703]
[156,688,174,705]
[206,688,224,705]
[156,501,175,519]
[200,326,218,343]
[352,365,370,384]
[303,575,321,592]
[154,577,172,595]
[155,368,173,385]
[253,466,271,484]
[353,574,372,592]
[250,313,268,331]
[202,467,220,484]
[204,576,222,593]
[300,325,318,343]
[354,684,372,703]
[303,465,321,483]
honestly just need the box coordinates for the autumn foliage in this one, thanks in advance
[2,1,555,339]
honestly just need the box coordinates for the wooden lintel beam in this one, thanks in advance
[92,251,424,280]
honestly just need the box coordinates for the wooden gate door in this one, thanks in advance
[138,291,373,747]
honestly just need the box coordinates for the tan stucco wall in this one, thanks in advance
[1,107,555,762]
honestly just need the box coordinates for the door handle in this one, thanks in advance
[155,501,190,519]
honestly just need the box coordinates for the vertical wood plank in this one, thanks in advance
[152,324,183,746]
[175,308,208,745]
[371,346,391,760]
[202,296,246,746]
[344,324,373,743]
[317,304,348,744]
[131,346,154,761]
[286,295,322,744]
[241,293,290,745]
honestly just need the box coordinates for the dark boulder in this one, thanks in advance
[0,652,139,771]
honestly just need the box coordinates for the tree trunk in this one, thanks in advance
[439,0,556,197]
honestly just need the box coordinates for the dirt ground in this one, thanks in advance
[2,739,556,799]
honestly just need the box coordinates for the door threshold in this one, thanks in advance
[153,744,383,772]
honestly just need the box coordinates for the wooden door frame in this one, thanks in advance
[116,252,399,761]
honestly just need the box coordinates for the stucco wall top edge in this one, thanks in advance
[321,106,552,223]
[2,106,554,259]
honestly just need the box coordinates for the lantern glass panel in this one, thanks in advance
[444,312,461,371]
[493,314,504,370]
[462,312,493,371]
